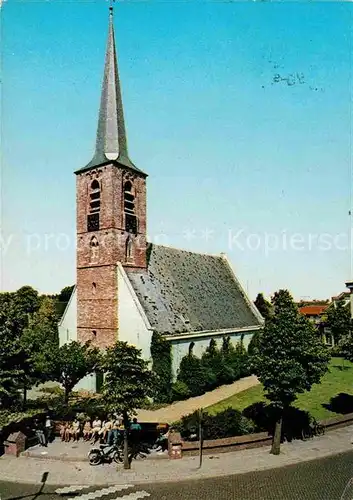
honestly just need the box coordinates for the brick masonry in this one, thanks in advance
[76,163,147,348]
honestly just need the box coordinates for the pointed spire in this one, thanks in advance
[78,6,145,175]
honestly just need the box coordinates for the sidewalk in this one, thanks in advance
[1,425,353,486]
[21,439,168,462]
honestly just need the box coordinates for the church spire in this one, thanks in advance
[79,5,145,174]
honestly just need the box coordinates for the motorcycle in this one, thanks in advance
[88,443,123,466]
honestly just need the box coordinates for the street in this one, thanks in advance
[1,450,353,500]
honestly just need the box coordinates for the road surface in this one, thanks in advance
[1,450,353,500]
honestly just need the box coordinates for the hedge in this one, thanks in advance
[174,407,255,440]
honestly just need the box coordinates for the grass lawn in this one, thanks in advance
[207,357,353,421]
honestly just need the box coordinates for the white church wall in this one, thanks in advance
[117,264,152,362]
[170,330,255,379]
[58,287,97,392]
[58,286,77,347]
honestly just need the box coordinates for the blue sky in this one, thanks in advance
[1,0,352,301]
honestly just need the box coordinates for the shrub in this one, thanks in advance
[248,330,261,358]
[234,337,251,378]
[175,407,254,440]
[171,381,190,401]
[242,402,311,441]
[222,336,250,382]
[201,339,233,388]
[330,345,342,357]
[177,354,208,397]
[150,332,172,403]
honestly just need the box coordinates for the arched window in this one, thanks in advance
[90,180,101,213]
[124,181,135,214]
[89,236,99,263]
[124,181,138,234]
[87,180,101,232]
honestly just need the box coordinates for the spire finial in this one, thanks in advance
[109,0,115,16]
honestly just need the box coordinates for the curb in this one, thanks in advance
[20,451,168,462]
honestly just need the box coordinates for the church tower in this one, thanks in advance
[75,7,147,349]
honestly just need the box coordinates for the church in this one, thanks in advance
[59,7,263,392]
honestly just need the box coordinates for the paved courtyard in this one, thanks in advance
[22,438,168,462]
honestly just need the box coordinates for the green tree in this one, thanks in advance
[338,334,353,363]
[51,341,101,403]
[0,295,24,408]
[201,339,220,390]
[254,293,272,320]
[177,351,208,397]
[248,330,262,358]
[58,285,75,303]
[150,332,172,403]
[20,297,60,405]
[234,335,250,378]
[0,289,41,408]
[325,300,352,345]
[251,289,330,455]
[220,336,239,383]
[102,341,156,469]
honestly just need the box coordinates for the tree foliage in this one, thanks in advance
[177,351,208,397]
[20,297,60,402]
[50,341,101,403]
[177,336,252,399]
[176,407,254,440]
[0,287,41,408]
[254,293,272,320]
[248,330,262,358]
[251,289,330,454]
[201,339,224,390]
[102,341,155,415]
[150,332,172,403]
[58,285,75,303]
[325,300,352,345]
[102,341,156,469]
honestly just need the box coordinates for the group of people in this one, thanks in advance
[59,415,142,446]
[32,413,170,453]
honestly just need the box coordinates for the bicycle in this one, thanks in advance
[312,420,325,436]
[301,419,325,441]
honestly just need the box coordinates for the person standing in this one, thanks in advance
[100,418,112,443]
[129,418,142,458]
[107,416,120,446]
[34,419,47,447]
[45,415,53,443]
[130,418,142,431]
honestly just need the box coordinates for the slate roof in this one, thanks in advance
[125,244,263,336]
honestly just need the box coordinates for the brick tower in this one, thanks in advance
[75,7,147,349]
